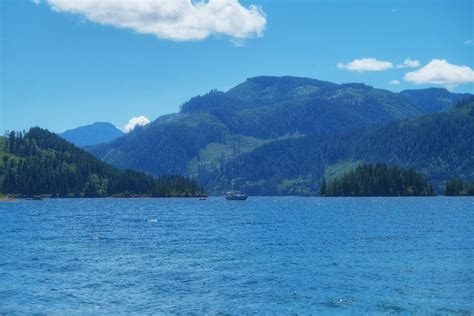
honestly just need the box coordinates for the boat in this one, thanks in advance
[225,190,248,200]
[225,169,248,200]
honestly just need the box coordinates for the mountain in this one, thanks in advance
[86,76,472,194]
[223,98,474,194]
[59,122,124,147]
[400,87,471,114]
[87,112,228,176]
[0,128,204,197]
[180,76,422,138]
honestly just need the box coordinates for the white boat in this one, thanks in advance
[225,169,248,200]
[225,190,248,200]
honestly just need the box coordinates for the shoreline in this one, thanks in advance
[3,195,472,200]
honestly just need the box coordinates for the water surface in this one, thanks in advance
[1,197,473,314]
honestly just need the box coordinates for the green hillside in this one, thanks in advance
[226,99,474,194]
[88,112,228,176]
[1,128,204,198]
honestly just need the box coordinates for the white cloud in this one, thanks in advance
[397,58,420,68]
[389,80,400,85]
[404,59,474,88]
[32,0,41,4]
[465,39,474,46]
[337,58,394,72]
[124,115,150,132]
[40,0,266,42]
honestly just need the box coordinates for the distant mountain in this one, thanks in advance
[85,76,472,194]
[0,128,204,197]
[400,87,471,114]
[59,122,123,147]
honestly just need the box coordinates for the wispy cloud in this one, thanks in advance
[404,59,474,88]
[338,57,421,72]
[397,58,420,68]
[389,80,400,85]
[337,58,394,72]
[36,0,266,43]
[124,115,150,133]
[465,39,474,46]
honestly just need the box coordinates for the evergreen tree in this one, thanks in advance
[445,178,474,196]
[321,164,435,197]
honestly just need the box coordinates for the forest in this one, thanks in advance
[222,98,474,194]
[320,164,436,197]
[444,178,474,196]
[0,128,204,198]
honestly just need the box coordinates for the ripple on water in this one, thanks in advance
[0,197,473,314]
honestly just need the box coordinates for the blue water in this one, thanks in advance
[0,197,473,314]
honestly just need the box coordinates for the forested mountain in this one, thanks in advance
[87,113,228,176]
[0,128,204,197]
[399,88,471,114]
[85,76,472,195]
[222,98,474,194]
[59,122,124,147]
[320,164,435,197]
[180,77,421,139]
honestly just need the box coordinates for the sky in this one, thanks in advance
[1,0,473,133]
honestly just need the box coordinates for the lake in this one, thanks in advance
[0,197,473,314]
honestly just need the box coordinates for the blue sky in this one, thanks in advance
[1,0,473,133]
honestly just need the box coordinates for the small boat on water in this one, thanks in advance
[225,168,248,200]
[225,191,248,200]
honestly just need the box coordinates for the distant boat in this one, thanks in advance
[225,168,248,200]
[225,190,248,200]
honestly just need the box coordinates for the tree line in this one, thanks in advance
[445,178,474,196]
[320,164,436,196]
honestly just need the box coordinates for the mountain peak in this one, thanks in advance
[91,121,118,127]
[244,75,334,88]
[59,121,124,147]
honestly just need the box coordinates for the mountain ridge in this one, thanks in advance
[85,76,472,194]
